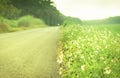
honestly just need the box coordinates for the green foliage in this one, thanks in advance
[0,22,8,33]
[0,0,64,26]
[10,0,64,26]
[0,15,46,33]
[0,0,21,19]
[38,5,64,26]
[0,16,12,32]
[58,24,120,78]
[105,16,120,24]
[17,15,46,27]
[83,16,120,25]
[63,16,82,26]
[83,20,105,25]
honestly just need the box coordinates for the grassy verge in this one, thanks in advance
[57,24,120,78]
[0,15,46,33]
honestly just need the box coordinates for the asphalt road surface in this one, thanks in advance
[0,27,60,78]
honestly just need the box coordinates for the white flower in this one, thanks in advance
[104,67,111,75]
[81,65,86,71]
[100,57,104,60]
[104,61,107,65]
[66,61,71,68]
[80,55,84,59]
[59,67,63,75]
[57,52,63,64]
[94,51,98,54]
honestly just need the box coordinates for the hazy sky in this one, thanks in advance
[52,0,120,20]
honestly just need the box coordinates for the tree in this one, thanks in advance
[106,16,120,24]
[0,0,64,25]
[10,0,64,25]
[0,0,21,19]
[63,16,82,26]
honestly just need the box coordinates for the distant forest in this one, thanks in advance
[83,16,120,25]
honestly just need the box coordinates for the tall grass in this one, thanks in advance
[58,24,120,78]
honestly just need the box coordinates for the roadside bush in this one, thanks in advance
[0,15,47,33]
[0,22,8,32]
[17,15,46,27]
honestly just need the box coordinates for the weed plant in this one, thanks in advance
[58,25,120,78]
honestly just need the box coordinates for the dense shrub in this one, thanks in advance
[0,15,46,33]
[0,22,8,32]
[17,15,46,27]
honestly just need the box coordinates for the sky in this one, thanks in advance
[52,0,120,20]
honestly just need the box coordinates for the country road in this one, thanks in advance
[0,27,60,78]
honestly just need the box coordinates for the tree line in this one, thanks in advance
[83,16,120,25]
[0,0,64,26]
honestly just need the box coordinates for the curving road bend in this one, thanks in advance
[0,27,60,78]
